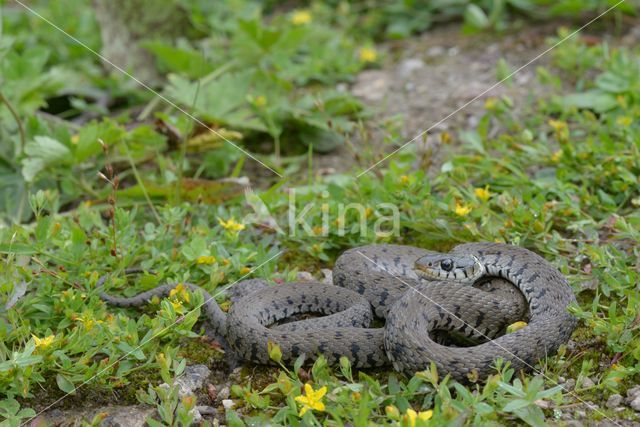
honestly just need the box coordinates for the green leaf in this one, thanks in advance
[464,4,490,29]
[21,136,71,182]
[563,91,618,112]
[56,374,76,394]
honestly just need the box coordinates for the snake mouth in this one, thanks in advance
[414,264,442,280]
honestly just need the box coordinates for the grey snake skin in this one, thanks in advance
[98,243,577,381]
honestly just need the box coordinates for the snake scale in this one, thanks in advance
[99,243,577,381]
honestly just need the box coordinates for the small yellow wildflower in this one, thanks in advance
[170,300,184,313]
[616,94,628,108]
[474,186,491,202]
[359,47,378,63]
[404,408,433,426]
[222,258,231,266]
[197,255,217,265]
[385,405,400,420]
[400,175,410,185]
[616,116,633,127]
[313,225,324,235]
[77,316,102,331]
[507,321,528,333]
[551,150,563,163]
[548,119,569,141]
[454,202,472,217]
[32,334,55,349]
[440,131,452,144]
[295,383,327,416]
[169,283,190,303]
[240,266,252,275]
[351,391,361,401]
[254,95,267,107]
[364,207,374,218]
[70,135,79,144]
[290,9,312,25]
[218,217,245,232]
[484,97,498,111]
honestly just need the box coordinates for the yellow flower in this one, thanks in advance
[507,321,528,333]
[290,9,312,25]
[197,255,216,265]
[454,202,472,217]
[400,175,410,185]
[32,334,55,349]
[385,405,400,420]
[254,95,267,107]
[76,316,102,331]
[548,119,569,141]
[616,116,632,127]
[484,97,498,111]
[240,266,252,275]
[294,383,327,416]
[170,300,184,313]
[474,186,491,202]
[359,47,378,63]
[218,217,245,232]
[169,283,190,303]
[70,135,79,144]
[551,150,563,163]
[404,408,433,426]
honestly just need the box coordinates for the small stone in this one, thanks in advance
[222,399,235,410]
[196,406,217,416]
[321,269,333,284]
[217,386,230,401]
[426,46,445,57]
[563,379,576,391]
[606,394,623,409]
[627,385,640,400]
[630,396,640,412]
[581,376,595,388]
[575,410,587,419]
[174,365,211,397]
[296,271,314,282]
[397,58,425,78]
[558,377,566,384]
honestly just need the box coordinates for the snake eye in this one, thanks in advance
[440,259,453,272]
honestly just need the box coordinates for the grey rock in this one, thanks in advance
[627,385,640,400]
[222,399,235,410]
[630,396,640,412]
[44,405,155,427]
[174,364,211,397]
[563,378,576,391]
[296,271,314,282]
[351,70,390,102]
[397,58,425,78]
[426,46,446,57]
[217,386,230,401]
[606,394,623,409]
[575,409,587,419]
[321,269,333,284]
[581,376,595,388]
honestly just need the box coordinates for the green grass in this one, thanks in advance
[1,1,640,426]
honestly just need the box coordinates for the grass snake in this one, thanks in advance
[98,243,577,381]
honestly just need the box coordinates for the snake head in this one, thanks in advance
[414,253,483,284]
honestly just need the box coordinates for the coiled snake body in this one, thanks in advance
[99,243,577,380]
